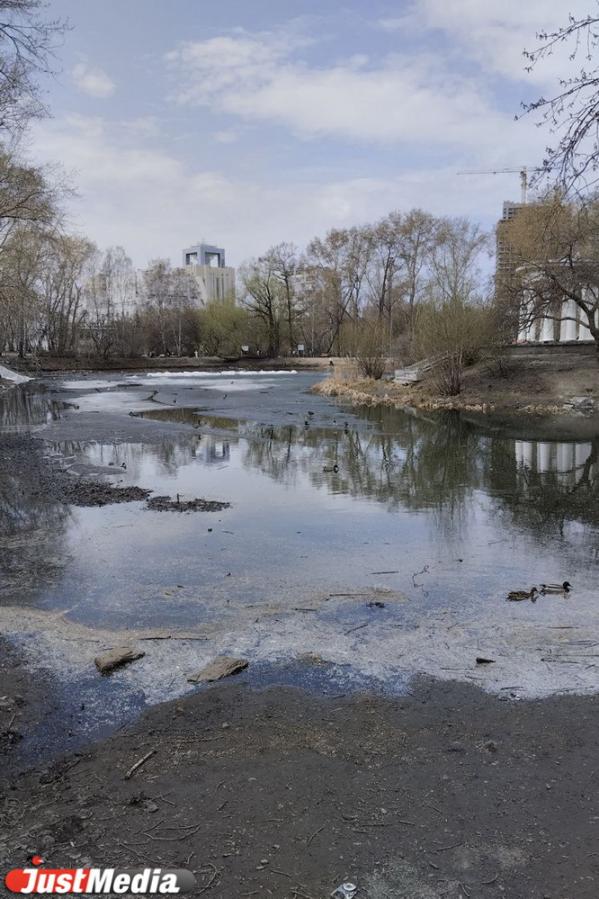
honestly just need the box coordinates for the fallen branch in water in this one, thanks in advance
[138,635,208,642]
[344,622,369,635]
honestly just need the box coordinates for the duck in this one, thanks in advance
[323,464,339,473]
[507,587,538,602]
[540,581,572,595]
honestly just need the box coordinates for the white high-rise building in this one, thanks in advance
[182,243,236,304]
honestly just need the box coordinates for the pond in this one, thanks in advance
[1,370,599,754]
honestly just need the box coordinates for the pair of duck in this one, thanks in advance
[507,581,572,602]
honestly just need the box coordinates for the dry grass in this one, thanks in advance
[312,373,568,416]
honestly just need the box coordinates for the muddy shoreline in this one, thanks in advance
[2,670,599,897]
[314,376,599,419]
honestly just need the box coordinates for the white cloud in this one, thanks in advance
[35,10,589,268]
[213,129,240,144]
[381,1,593,85]
[72,62,116,99]
[377,17,409,32]
[166,31,519,149]
[164,6,595,153]
[30,114,531,269]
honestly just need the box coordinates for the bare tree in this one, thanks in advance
[397,209,438,338]
[520,11,599,192]
[306,226,372,355]
[0,147,58,247]
[142,258,174,355]
[415,297,495,396]
[240,255,284,357]
[367,213,401,326]
[413,219,492,395]
[269,242,300,353]
[428,217,490,304]
[40,232,95,354]
[141,259,201,356]
[0,221,45,354]
[0,0,66,135]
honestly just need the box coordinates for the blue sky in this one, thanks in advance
[30,0,592,267]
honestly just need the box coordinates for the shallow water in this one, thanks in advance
[2,370,599,755]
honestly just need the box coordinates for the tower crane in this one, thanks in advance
[456,166,544,204]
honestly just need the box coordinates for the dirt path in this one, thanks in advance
[2,675,598,898]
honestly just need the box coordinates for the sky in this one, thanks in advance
[28,0,594,269]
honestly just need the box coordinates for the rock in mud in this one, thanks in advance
[94,647,145,675]
[147,495,231,512]
[187,656,248,684]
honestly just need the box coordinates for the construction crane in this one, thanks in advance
[456,166,544,204]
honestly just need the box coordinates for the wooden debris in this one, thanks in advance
[124,749,156,780]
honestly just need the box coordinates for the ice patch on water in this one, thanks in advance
[60,379,120,390]
[122,370,298,393]
[4,595,599,707]
[0,364,30,384]
[141,370,298,378]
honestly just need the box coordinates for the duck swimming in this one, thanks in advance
[540,581,572,595]
[507,587,538,602]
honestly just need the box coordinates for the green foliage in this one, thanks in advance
[198,301,250,357]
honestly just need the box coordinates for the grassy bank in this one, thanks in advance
[315,352,599,416]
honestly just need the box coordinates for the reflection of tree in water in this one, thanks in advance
[48,404,599,549]
[240,408,599,547]
[55,434,203,479]
[241,410,485,525]
[0,385,67,432]
[0,435,70,596]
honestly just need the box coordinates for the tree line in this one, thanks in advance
[4,1,599,394]
[0,5,497,374]
[2,192,496,371]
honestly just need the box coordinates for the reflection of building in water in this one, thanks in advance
[514,439,595,486]
[202,439,230,464]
